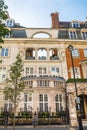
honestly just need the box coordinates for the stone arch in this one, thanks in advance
[31,31,52,38]
[77,84,87,95]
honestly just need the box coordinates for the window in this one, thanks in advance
[38,49,47,60]
[69,31,77,39]
[4,98,12,112]
[0,48,8,57]
[72,49,79,57]
[82,32,87,39]
[72,22,80,28]
[55,94,63,112]
[24,93,32,111]
[51,67,59,73]
[71,67,81,78]
[5,20,14,27]
[0,67,6,82]
[25,67,34,75]
[38,67,47,75]
[39,94,48,112]
[84,49,87,57]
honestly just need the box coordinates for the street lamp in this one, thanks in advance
[68,45,83,130]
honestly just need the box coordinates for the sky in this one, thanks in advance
[4,0,87,28]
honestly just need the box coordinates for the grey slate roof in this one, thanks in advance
[11,30,27,38]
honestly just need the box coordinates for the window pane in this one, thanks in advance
[39,94,43,101]
[1,48,4,56]
[44,94,48,101]
[72,49,79,57]
[39,103,43,112]
[84,49,87,57]
[44,103,48,112]
[5,48,8,56]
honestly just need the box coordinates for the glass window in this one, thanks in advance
[69,31,77,39]
[38,67,47,75]
[24,93,32,111]
[82,32,87,39]
[39,94,48,112]
[0,48,8,57]
[0,67,7,82]
[84,49,87,57]
[72,22,80,28]
[55,94,63,112]
[72,49,79,57]
[71,67,81,78]
[25,67,34,75]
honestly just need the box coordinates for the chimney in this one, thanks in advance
[51,12,59,29]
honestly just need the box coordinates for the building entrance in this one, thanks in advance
[79,95,87,119]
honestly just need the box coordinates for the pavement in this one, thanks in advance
[0,125,87,130]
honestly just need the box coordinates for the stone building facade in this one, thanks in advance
[0,12,87,126]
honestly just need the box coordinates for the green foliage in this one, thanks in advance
[4,54,25,103]
[0,0,10,62]
[38,112,49,118]
[66,78,87,83]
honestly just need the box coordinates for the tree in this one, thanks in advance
[0,0,10,63]
[4,54,25,130]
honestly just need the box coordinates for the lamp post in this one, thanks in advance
[68,45,83,130]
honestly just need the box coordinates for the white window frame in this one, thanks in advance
[55,94,63,112]
[82,32,87,39]
[0,48,9,57]
[38,67,47,75]
[69,31,77,39]
[24,93,32,111]
[71,67,81,78]
[84,49,87,57]
[72,49,79,57]
[72,22,80,28]
[25,67,34,76]
[39,94,48,112]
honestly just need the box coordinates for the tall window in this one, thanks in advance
[82,32,87,39]
[84,49,87,57]
[55,94,62,112]
[39,94,48,112]
[38,67,47,75]
[4,95,12,111]
[0,67,6,82]
[25,67,34,75]
[69,31,77,39]
[71,67,81,78]
[51,67,59,75]
[72,49,79,57]
[24,93,32,111]
[0,48,8,56]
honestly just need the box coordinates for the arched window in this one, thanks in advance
[25,48,35,60]
[38,48,47,60]
[50,48,59,60]
[33,33,50,38]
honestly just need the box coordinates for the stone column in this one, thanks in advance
[35,48,38,60]
[68,93,78,126]
[47,48,50,60]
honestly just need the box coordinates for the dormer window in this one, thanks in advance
[82,32,87,39]
[71,21,80,28]
[69,31,77,39]
[5,19,15,27]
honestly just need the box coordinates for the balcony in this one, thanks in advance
[50,56,59,60]
[25,56,35,60]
